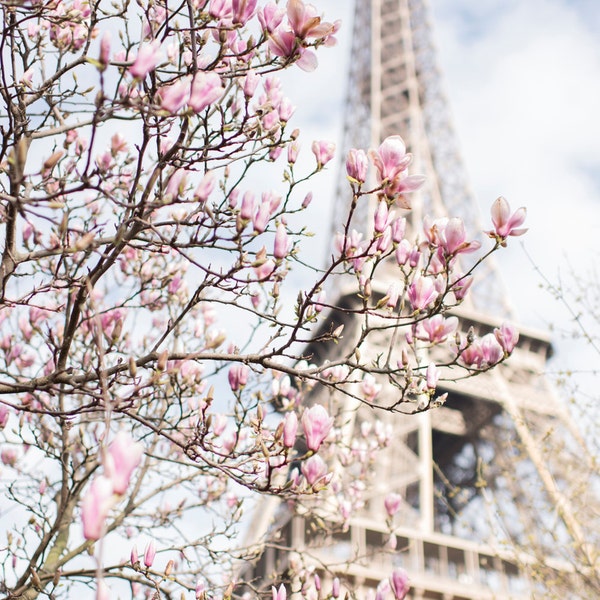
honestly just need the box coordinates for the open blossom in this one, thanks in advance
[82,476,114,540]
[361,374,382,401]
[259,3,285,32]
[370,135,425,200]
[487,196,527,242]
[287,0,333,38]
[480,333,504,365]
[158,78,190,114]
[440,217,481,256]
[99,31,111,67]
[228,364,249,391]
[425,362,441,389]
[268,27,318,71]
[407,275,438,311]
[302,404,333,452]
[374,200,391,233]
[105,432,144,495]
[311,140,335,168]
[144,540,156,568]
[129,41,162,79]
[416,315,459,344]
[194,171,216,203]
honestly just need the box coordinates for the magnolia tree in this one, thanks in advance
[0,0,527,598]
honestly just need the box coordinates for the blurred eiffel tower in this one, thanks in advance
[245,1,599,598]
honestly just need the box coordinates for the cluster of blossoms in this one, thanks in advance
[0,0,527,598]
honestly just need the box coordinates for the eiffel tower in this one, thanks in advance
[244,1,598,598]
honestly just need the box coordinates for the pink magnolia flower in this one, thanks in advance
[494,322,519,354]
[417,315,459,344]
[105,432,144,495]
[371,135,411,182]
[346,148,368,184]
[407,275,438,312]
[272,584,286,600]
[240,191,256,220]
[165,169,188,200]
[390,568,410,600]
[287,0,335,39]
[282,411,298,448]
[144,540,156,568]
[480,333,504,365]
[369,135,425,201]
[302,404,333,452]
[384,492,402,517]
[1,448,17,467]
[259,3,285,32]
[158,78,191,114]
[279,97,295,122]
[232,0,257,24]
[440,217,481,256]
[273,223,289,259]
[459,338,483,368]
[488,196,527,242]
[268,28,319,72]
[301,454,328,486]
[209,0,231,19]
[129,41,162,79]
[395,238,412,266]
[82,476,114,540]
[189,72,223,113]
[228,364,249,391]
[194,171,216,203]
[311,140,335,168]
[287,140,300,164]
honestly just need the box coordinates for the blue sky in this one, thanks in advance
[282,0,600,381]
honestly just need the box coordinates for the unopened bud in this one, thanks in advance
[157,349,168,371]
[43,150,64,171]
[165,559,174,577]
[129,356,137,377]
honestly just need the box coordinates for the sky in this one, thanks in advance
[280,0,600,385]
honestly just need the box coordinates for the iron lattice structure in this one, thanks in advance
[245,1,599,598]
[331,0,511,317]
